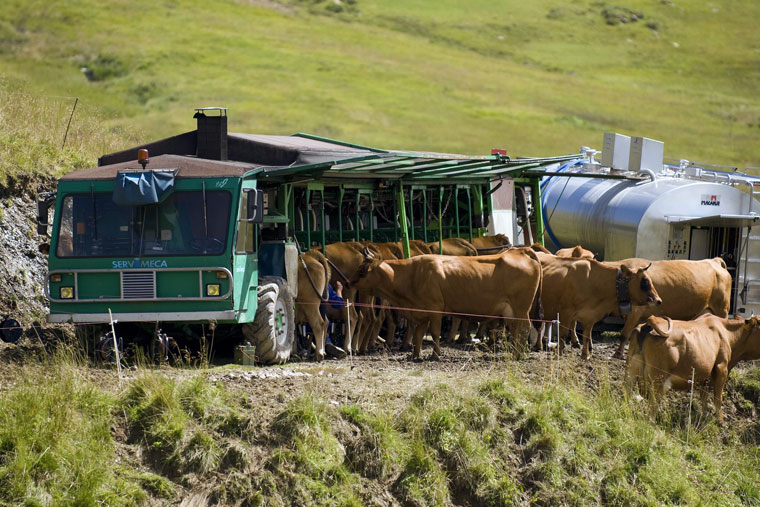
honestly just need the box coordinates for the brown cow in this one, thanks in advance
[556,245,595,259]
[529,243,552,255]
[427,238,478,257]
[609,258,731,359]
[319,241,368,352]
[532,244,593,347]
[362,241,403,260]
[627,315,760,422]
[407,240,433,256]
[353,241,404,354]
[425,238,481,344]
[295,249,331,360]
[350,248,543,360]
[471,233,512,254]
[534,252,661,359]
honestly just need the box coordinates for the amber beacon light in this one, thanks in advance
[138,149,149,169]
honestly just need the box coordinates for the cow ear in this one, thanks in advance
[358,256,373,277]
[620,264,634,277]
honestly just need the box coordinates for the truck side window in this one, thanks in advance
[236,190,255,254]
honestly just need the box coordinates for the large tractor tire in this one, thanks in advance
[242,276,295,364]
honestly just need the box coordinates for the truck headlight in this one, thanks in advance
[60,287,74,299]
[206,284,220,297]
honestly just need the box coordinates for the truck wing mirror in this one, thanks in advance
[36,193,56,236]
[247,189,264,224]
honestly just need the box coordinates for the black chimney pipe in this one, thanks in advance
[194,107,228,161]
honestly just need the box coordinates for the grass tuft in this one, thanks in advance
[0,363,144,505]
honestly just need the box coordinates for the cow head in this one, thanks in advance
[348,247,392,290]
[740,315,760,361]
[620,263,662,307]
[494,233,511,246]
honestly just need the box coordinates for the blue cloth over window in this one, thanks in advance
[112,171,175,206]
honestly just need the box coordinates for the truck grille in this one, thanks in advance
[121,272,155,299]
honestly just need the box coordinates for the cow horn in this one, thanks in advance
[643,262,652,271]
[361,246,374,260]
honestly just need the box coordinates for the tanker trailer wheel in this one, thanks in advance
[242,276,295,364]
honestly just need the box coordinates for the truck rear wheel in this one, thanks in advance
[242,276,294,364]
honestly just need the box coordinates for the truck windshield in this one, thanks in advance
[55,190,231,257]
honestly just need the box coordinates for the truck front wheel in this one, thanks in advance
[242,276,295,364]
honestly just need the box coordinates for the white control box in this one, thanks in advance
[628,136,664,172]
[601,132,631,170]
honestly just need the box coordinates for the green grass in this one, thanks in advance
[0,0,758,173]
[0,362,145,505]
[0,87,132,184]
[1,356,759,505]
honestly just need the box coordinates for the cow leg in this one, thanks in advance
[411,321,427,361]
[355,295,377,354]
[580,321,594,360]
[345,303,359,352]
[446,317,460,344]
[614,308,645,359]
[352,310,367,354]
[403,319,415,350]
[383,308,396,346]
[711,362,729,424]
[311,312,328,362]
[569,320,581,348]
[364,304,386,353]
[557,312,574,354]
[535,322,546,351]
[460,319,475,343]
[430,315,443,360]
[475,320,488,341]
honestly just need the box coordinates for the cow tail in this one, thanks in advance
[319,253,331,301]
[530,254,544,330]
[645,315,672,338]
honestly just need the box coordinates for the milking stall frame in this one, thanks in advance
[36,107,577,363]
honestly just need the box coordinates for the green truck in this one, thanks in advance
[39,108,575,363]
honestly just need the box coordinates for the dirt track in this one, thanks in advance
[211,341,626,422]
[0,338,627,423]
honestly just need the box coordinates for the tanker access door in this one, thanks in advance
[678,216,760,317]
[687,225,740,314]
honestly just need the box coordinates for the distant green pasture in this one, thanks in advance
[0,0,758,171]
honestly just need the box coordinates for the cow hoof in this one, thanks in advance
[411,356,423,363]
[428,353,441,362]
[571,341,581,349]
[611,350,625,360]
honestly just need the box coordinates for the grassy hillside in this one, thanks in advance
[1,357,759,505]
[0,0,758,171]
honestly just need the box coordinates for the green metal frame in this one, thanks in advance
[47,130,576,327]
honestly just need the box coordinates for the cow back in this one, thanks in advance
[613,258,731,319]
